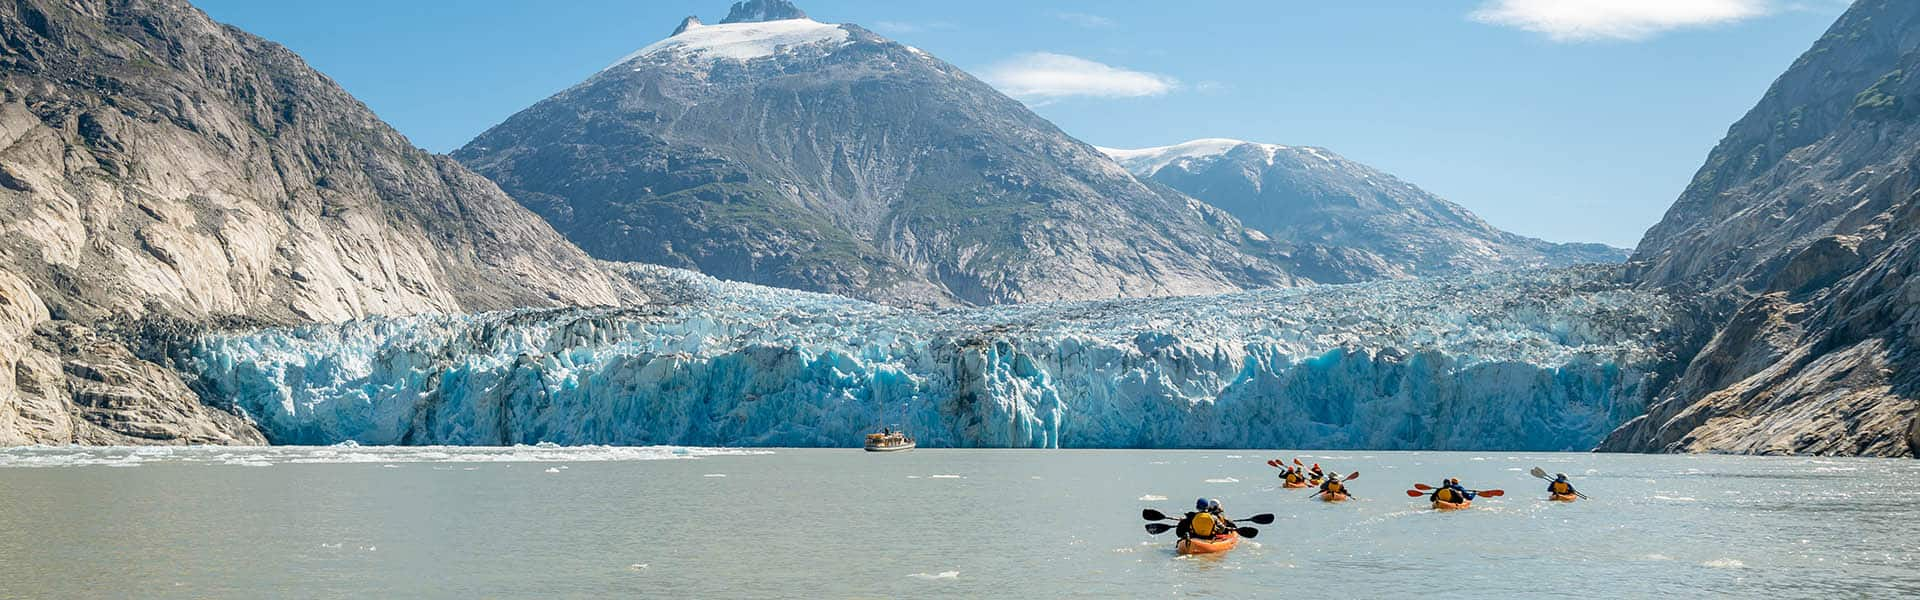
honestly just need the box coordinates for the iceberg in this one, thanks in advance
[190,265,1676,450]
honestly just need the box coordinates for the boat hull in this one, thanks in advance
[864,442,916,452]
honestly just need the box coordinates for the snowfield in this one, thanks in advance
[191,265,1675,450]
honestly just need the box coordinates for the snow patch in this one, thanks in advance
[609,19,849,70]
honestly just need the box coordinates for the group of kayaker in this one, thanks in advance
[1144,460,1592,555]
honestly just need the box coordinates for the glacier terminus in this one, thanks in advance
[192,265,1678,450]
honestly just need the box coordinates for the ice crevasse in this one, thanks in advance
[190,265,1677,450]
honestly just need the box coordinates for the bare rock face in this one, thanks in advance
[0,0,645,445]
[1603,0,1920,456]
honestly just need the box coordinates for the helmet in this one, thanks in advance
[1556,474,1568,481]
[1207,499,1221,511]
[1447,478,1459,486]
[1196,498,1210,510]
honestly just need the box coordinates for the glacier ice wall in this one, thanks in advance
[190,265,1676,450]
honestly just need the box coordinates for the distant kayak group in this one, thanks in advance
[1143,458,1588,555]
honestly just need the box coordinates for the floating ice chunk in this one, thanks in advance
[1205,477,1240,483]
[907,571,959,580]
[1138,495,1168,501]
[704,473,727,478]
[1702,558,1744,569]
[545,467,561,473]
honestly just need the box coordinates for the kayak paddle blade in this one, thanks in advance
[1243,513,1275,525]
[1145,522,1174,535]
[1344,471,1360,481]
[1142,508,1170,521]
[1405,489,1425,497]
[1479,489,1505,497]
[1413,483,1435,491]
[1530,467,1550,480]
[1236,527,1260,539]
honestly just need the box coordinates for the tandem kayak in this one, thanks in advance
[1321,492,1350,502]
[1176,532,1240,555]
[1432,500,1472,511]
[1282,481,1311,489]
[1549,493,1578,502]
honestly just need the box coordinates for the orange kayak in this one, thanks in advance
[1432,500,1472,511]
[1321,492,1349,502]
[1176,532,1240,555]
[1282,481,1310,489]
[1549,493,1578,502]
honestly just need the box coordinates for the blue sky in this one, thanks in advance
[193,0,1851,248]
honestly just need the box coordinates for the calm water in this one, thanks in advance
[2,447,1917,599]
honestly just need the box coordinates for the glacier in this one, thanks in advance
[189,265,1678,450]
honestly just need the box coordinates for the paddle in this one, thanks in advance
[1406,484,1503,498]
[1145,520,1267,537]
[1145,509,1274,525]
[1530,467,1591,499]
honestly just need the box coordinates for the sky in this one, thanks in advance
[192,0,1853,248]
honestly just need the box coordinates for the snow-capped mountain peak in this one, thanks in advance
[1100,138,1292,174]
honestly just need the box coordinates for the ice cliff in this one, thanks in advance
[191,265,1677,450]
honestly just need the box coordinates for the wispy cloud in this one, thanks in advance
[1050,11,1117,29]
[1470,0,1772,42]
[980,53,1177,101]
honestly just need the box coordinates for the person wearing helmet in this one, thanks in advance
[1319,473,1351,498]
[1547,474,1578,497]
[1280,466,1308,486]
[1308,463,1325,484]
[1175,498,1209,540]
[1430,477,1475,504]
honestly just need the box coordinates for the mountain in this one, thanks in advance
[1602,0,1920,457]
[1102,139,1627,282]
[0,0,639,445]
[453,0,1299,307]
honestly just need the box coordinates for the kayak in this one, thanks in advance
[1176,532,1239,555]
[1432,500,1472,511]
[1321,492,1349,502]
[1282,481,1311,489]
[1549,493,1578,502]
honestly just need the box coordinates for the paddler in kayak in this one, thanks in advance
[1319,474,1352,500]
[1177,498,1235,540]
[1547,474,1579,500]
[1280,466,1309,488]
[1308,463,1326,485]
[1430,478,1475,505]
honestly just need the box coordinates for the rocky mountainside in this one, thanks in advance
[454,0,1299,307]
[1103,140,1626,282]
[1602,0,1920,457]
[0,0,639,445]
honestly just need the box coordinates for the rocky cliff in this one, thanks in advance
[454,0,1299,307]
[0,0,638,445]
[1602,0,1920,457]
[1104,139,1626,282]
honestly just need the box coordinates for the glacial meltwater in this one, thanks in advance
[2,448,1916,599]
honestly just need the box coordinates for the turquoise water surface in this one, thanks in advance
[1,447,1916,598]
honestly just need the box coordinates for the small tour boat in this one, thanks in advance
[864,430,916,452]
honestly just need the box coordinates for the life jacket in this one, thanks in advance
[1284,472,1304,484]
[1191,511,1218,537]
[1326,481,1345,495]
[1550,481,1572,494]
[1434,487,1461,503]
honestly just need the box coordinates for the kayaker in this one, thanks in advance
[1281,467,1307,485]
[1430,478,1474,504]
[1320,475,1350,498]
[1206,499,1236,531]
[1176,498,1208,540]
[1547,474,1578,497]
[1308,463,1325,482]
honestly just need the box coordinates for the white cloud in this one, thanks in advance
[980,53,1176,100]
[1471,0,1772,42]
[1050,11,1117,29]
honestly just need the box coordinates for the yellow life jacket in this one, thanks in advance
[1191,512,1218,537]
[1326,481,1345,494]
[1285,472,1304,484]
[1435,487,1460,503]
[1550,481,1572,494]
